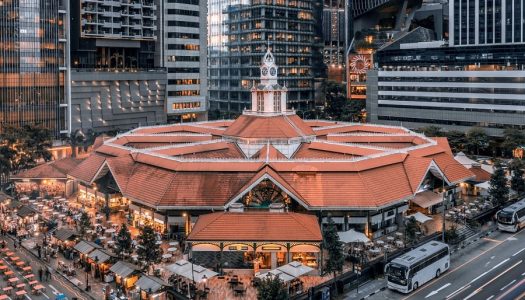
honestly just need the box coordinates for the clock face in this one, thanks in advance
[261,67,268,76]
[270,67,277,76]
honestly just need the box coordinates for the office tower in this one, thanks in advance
[0,0,69,137]
[323,0,346,82]
[367,32,525,136]
[208,0,318,115]
[163,0,208,122]
[69,0,167,133]
[449,0,524,45]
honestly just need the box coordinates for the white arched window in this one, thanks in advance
[257,92,264,112]
[273,92,281,112]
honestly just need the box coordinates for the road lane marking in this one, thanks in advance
[486,296,494,300]
[468,260,523,299]
[512,248,525,257]
[484,238,504,243]
[500,279,516,291]
[23,295,33,300]
[470,258,509,284]
[446,285,471,299]
[425,283,451,298]
[495,277,525,300]
[522,272,525,276]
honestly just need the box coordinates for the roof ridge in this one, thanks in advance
[283,114,306,137]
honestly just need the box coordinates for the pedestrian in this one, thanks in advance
[45,267,51,281]
[38,267,43,281]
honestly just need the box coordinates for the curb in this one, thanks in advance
[359,286,387,300]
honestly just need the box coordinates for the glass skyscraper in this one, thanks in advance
[0,0,68,137]
[208,0,318,115]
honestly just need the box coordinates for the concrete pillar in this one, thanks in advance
[271,252,277,269]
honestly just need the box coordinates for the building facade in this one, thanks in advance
[449,0,525,46]
[69,0,167,133]
[207,0,318,115]
[162,0,208,122]
[367,44,525,135]
[0,0,69,137]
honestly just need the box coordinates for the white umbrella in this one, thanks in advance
[169,241,178,246]
[105,228,116,233]
[166,259,218,283]
[167,247,177,252]
[162,253,172,259]
[337,229,370,243]
[276,261,314,278]
[256,269,295,283]
[406,212,433,223]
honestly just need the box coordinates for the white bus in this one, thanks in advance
[497,198,525,232]
[385,241,450,293]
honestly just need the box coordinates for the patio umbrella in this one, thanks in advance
[406,212,433,223]
[167,247,177,252]
[337,229,370,243]
[166,259,218,283]
[256,269,295,283]
[276,261,314,278]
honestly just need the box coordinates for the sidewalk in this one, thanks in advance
[342,278,387,300]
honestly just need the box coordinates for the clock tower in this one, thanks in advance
[249,48,288,114]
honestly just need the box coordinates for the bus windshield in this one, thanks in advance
[498,211,515,224]
[387,263,408,285]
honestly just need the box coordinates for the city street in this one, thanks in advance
[1,237,86,300]
[355,229,525,300]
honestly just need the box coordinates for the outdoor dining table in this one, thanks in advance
[15,290,26,298]
[376,240,385,245]
[15,283,25,289]
[22,266,32,272]
[28,281,38,286]
[2,287,12,294]
[395,240,404,247]
[24,274,35,280]
[0,265,7,270]
[4,270,14,276]
[10,256,20,261]
[386,236,395,241]
[395,232,403,237]
[5,252,14,256]
[8,277,19,284]
[0,294,8,300]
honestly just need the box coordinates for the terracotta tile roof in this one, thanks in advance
[132,124,224,136]
[12,158,84,180]
[468,166,491,182]
[154,141,243,158]
[187,212,322,242]
[293,144,357,159]
[314,124,407,136]
[223,115,315,139]
[252,144,287,160]
[307,141,383,156]
[432,137,454,156]
[111,134,212,146]
[402,156,433,191]
[68,153,108,183]
[428,152,475,184]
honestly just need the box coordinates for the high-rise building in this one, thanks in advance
[208,0,318,116]
[322,0,346,82]
[68,0,167,133]
[162,0,208,122]
[0,0,69,137]
[367,37,525,136]
[449,0,524,46]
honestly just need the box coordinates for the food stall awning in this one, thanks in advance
[135,275,169,293]
[412,191,443,208]
[256,269,295,283]
[74,240,102,255]
[276,261,314,278]
[54,229,78,241]
[109,261,141,278]
[88,249,115,264]
[16,206,37,218]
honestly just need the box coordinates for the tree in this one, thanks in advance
[445,130,467,153]
[67,129,85,158]
[419,126,444,137]
[510,159,525,195]
[78,211,92,237]
[405,217,420,243]
[23,124,53,162]
[137,225,162,268]
[489,161,509,206]
[323,81,365,122]
[465,127,489,155]
[501,128,525,157]
[115,224,133,259]
[256,275,288,300]
[322,218,344,278]
[445,225,459,244]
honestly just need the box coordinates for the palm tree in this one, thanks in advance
[67,129,85,157]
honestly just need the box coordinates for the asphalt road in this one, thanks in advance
[402,229,525,300]
[360,229,525,300]
[1,237,87,300]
